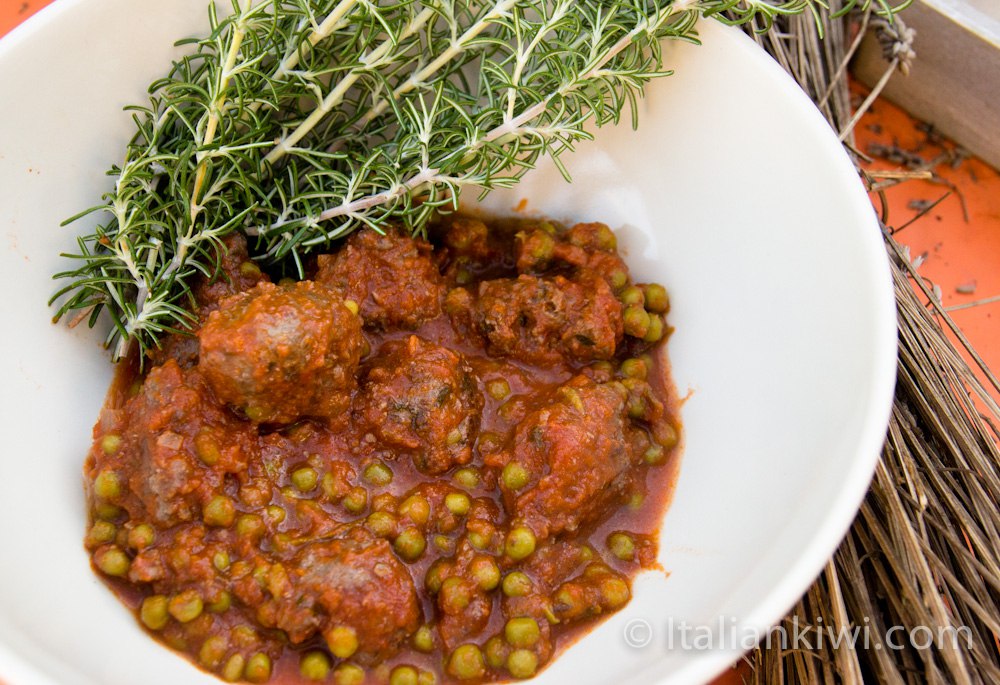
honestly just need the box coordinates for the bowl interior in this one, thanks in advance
[0,3,895,685]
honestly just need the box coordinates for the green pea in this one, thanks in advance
[264,505,286,524]
[417,670,437,685]
[236,514,265,540]
[453,467,480,489]
[447,644,485,681]
[425,560,448,593]
[390,666,419,685]
[245,653,271,683]
[444,492,471,516]
[596,224,618,250]
[325,625,359,658]
[467,530,490,550]
[93,470,122,500]
[343,486,368,513]
[207,590,232,613]
[643,283,670,314]
[300,651,331,681]
[644,314,664,343]
[194,431,221,465]
[439,577,471,612]
[600,577,631,608]
[501,462,529,491]
[484,636,508,669]
[333,663,365,685]
[394,527,426,561]
[502,572,533,597]
[433,534,453,553]
[291,466,318,492]
[343,299,360,316]
[609,268,629,291]
[363,461,393,487]
[505,527,536,561]
[559,386,585,412]
[366,511,398,538]
[412,624,434,652]
[486,379,511,400]
[470,556,500,591]
[199,635,228,669]
[643,442,666,465]
[446,428,464,445]
[628,492,645,510]
[100,433,122,455]
[86,521,116,548]
[95,546,129,577]
[222,654,246,683]
[530,230,556,261]
[399,494,430,526]
[505,617,541,648]
[213,551,231,572]
[127,523,154,550]
[94,503,122,521]
[507,649,538,679]
[623,305,651,338]
[168,590,203,623]
[239,261,262,278]
[627,394,647,420]
[203,495,236,527]
[620,358,648,380]
[620,285,645,307]
[140,595,169,630]
[607,532,636,561]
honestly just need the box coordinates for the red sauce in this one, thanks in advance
[83,216,681,684]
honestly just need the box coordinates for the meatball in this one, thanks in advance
[147,233,268,369]
[198,281,363,424]
[267,527,421,662]
[356,336,483,474]
[86,359,256,527]
[315,228,445,330]
[464,271,623,365]
[498,376,634,537]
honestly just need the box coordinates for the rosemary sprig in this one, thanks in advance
[52,0,909,360]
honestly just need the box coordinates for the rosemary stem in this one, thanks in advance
[263,7,437,165]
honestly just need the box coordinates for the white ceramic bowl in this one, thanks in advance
[0,2,896,684]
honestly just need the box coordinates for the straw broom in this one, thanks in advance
[737,5,1000,683]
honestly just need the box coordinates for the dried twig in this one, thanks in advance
[743,4,1000,684]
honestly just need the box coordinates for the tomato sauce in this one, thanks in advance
[83,216,681,684]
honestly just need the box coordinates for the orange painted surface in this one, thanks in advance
[0,0,53,38]
[853,85,1000,402]
[1,5,996,685]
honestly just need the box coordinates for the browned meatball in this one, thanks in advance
[86,359,256,527]
[147,233,268,368]
[499,376,634,537]
[266,527,421,662]
[463,271,623,365]
[315,228,445,330]
[356,336,483,474]
[198,281,362,424]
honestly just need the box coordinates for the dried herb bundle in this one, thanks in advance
[743,4,1000,683]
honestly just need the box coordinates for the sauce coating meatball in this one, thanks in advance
[315,228,445,330]
[459,270,623,365]
[356,336,483,474]
[198,281,362,424]
[86,359,256,528]
[498,375,636,538]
